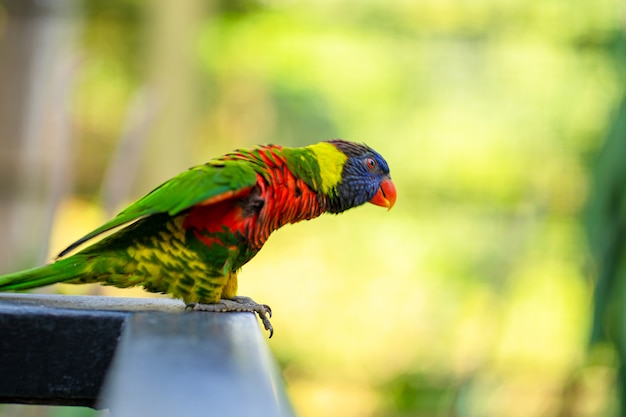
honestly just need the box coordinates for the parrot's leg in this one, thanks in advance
[187,296,274,338]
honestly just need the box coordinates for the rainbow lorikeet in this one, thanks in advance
[0,139,396,336]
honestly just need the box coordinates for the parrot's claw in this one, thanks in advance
[186,296,274,338]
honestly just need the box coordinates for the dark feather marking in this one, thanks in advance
[326,139,373,158]
[240,185,265,217]
[175,285,191,298]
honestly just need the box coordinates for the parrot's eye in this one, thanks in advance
[366,158,377,170]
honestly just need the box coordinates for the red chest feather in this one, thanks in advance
[183,200,241,232]
[182,167,324,251]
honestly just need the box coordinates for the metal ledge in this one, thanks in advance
[0,293,294,416]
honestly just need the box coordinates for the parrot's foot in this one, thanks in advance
[186,296,274,338]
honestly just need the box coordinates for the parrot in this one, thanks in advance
[0,139,396,337]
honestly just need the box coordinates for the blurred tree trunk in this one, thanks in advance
[0,0,78,272]
[136,0,208,193]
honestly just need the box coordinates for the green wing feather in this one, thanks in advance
[58,160,258,257]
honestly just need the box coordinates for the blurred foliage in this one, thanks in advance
[0,0,625,416]
[378,372,458,416]
[586,31,626,415]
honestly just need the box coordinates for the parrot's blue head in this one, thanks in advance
[326,139,396,214]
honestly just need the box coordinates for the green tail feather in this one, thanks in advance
[0,258,86,291]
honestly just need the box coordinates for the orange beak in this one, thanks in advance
[368,178,396,210]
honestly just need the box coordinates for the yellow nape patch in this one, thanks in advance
[308,142,348,194]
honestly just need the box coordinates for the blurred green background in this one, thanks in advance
[0,0,624,416]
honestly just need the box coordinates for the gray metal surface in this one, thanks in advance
[101,312,294,417]
[0,293,295,416]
